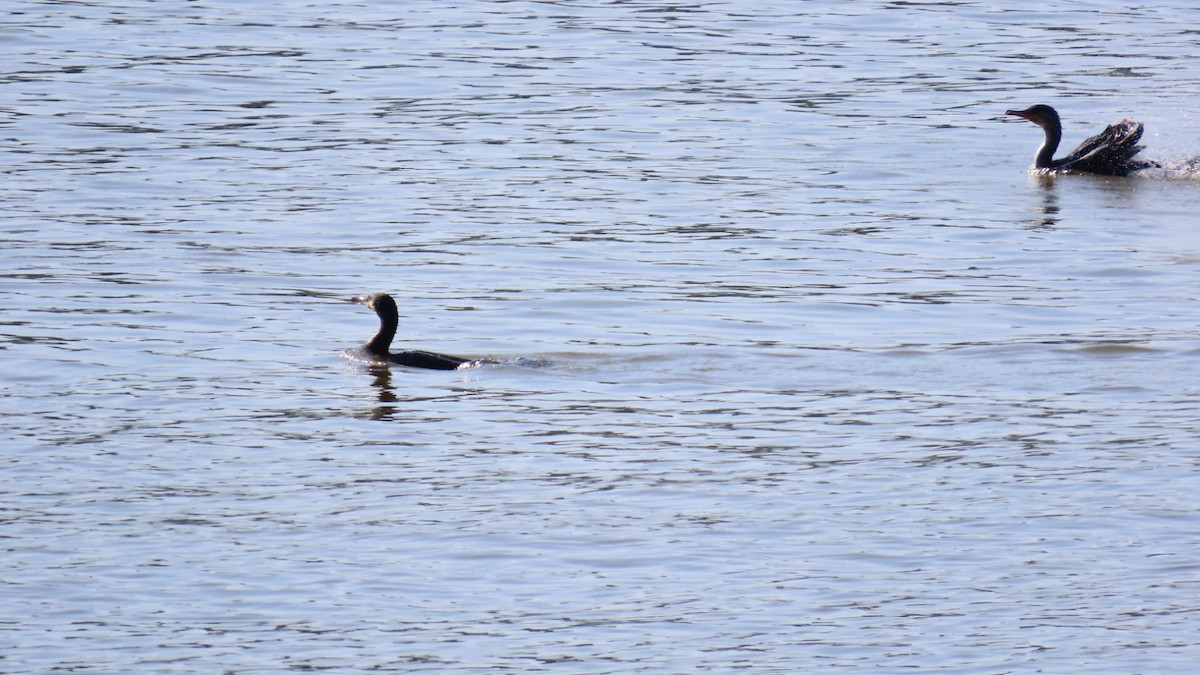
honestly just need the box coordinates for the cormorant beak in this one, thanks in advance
[1005,109,1031,121]
[351,295,372,308]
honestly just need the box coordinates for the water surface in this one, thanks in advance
[4,1,1200,672]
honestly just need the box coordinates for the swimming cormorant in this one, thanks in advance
[352,292,477,370]
[1006,104,1158,176]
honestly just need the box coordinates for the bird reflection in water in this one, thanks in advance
[1030,173,1061,230]
[364,362,398,420]
[359,363,488,421]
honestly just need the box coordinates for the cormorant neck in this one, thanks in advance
[365,308,397,357]
[1035,120,1062,169]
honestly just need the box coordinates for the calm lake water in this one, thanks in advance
[4,0,1200,672]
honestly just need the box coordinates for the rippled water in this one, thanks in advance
[5,0,1200,672]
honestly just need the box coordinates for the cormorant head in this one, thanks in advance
[353,292,397,315]
[1006,104,1060,129]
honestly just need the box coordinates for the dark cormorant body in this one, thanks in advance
[1006,104,1158,176]
[353,293,476,370]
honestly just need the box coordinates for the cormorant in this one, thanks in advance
[1006,104,1158,176]
[352,292,480,370]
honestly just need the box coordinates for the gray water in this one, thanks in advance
[4,1,1200,672]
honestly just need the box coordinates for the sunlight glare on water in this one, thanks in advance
[3,0,1200,672]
